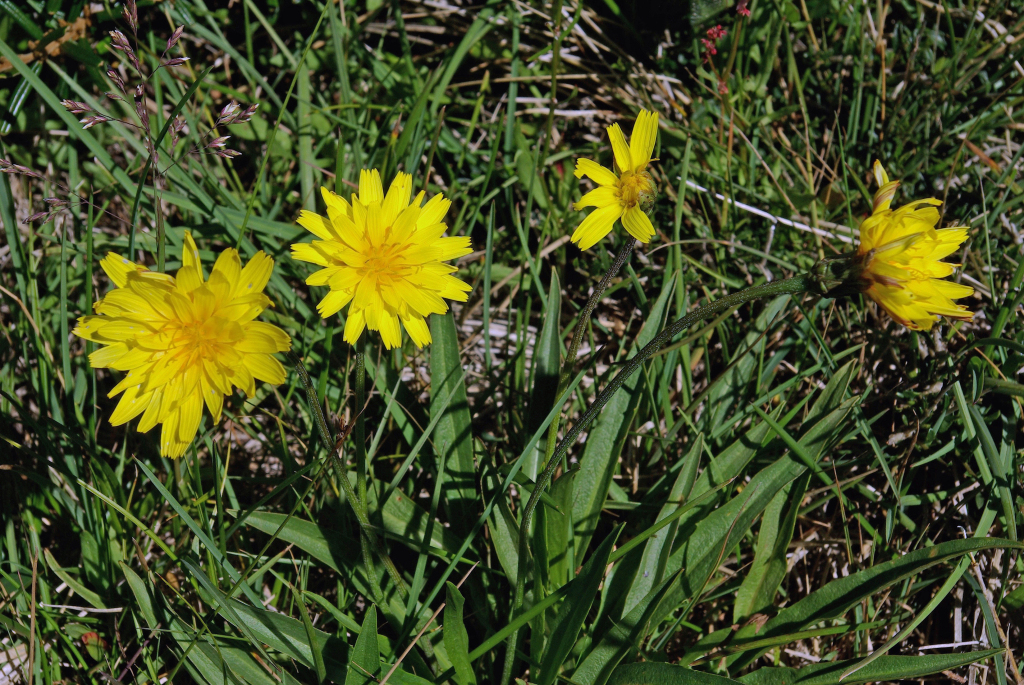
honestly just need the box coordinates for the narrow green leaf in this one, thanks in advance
[525,270,562,479]
[624,435,703,617]
[429,7,496,115]
[720,537,1024,670]
[840,556,971,680]
[0,0,44,39]
[706,295,791,428]
[396,73,437,163]
[430,310,477,536]
[237,510,409,619]
[805,359,856,424]
[571,570,683,685]
[180,557,277,669]
[536,527,621,685]
[487,486,521,586]
[350,606,381,685]
[968,404,1017,540]
[573,272,675,559]
[738,649,1003,685]
[608,662,743,684]
[136,460,264,607]
[119,562,161,628]
[43,549,106,609]
[293,584,327,683]
[513,130,550,211]
[444,582,476,685]
[965,572,1008,685]
[540,466,577,590]
[733,471,810,622]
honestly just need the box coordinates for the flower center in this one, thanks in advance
[618,170,656,212]
[170,315,239,365]
[361,241,406,282]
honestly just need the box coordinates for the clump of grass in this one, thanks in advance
[0,0,1021,683]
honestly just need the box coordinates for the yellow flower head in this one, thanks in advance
[292,169,473,349]
[856,160,973,331]
[74,233,292,458]
[571,109,660,250]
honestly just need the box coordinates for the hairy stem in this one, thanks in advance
[501,274,813,684]
[543,238,635,466]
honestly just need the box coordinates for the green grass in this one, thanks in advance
[1,0,1022,683]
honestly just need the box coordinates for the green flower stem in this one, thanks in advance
[543,238,636,466]
[501,274,814,685]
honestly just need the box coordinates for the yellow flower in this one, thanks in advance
[571,109,660,250]
[74,233,291,458]
[291,169,473,349]
[857,160,973,331]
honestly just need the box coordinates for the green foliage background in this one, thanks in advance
[0,0,1022,682]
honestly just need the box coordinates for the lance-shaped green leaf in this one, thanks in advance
[572,273,674,560]
[623,435,703,617]
[350,606,381,685]
[733,471,810,622]
[571,570,684,685]
[738,649,1003,685]
[431,310,477,536]
[536,527,621,685]
[682,537,1024,670]
[608,662,744,684]
[525,271,562,480]
[444,582,476,685]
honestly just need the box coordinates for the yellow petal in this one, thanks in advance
[160,408,187,458]
[621,205,656,243]
[292,242,332,267]
[574,185,619,211]
[244,321,292,352]
[176,265,204,294]
[297,210,338,241]
[201,375,223,423]
[100,253,145,288]
[318,289,354,318]
[182,231,202,274]
[306,266,342,286]
[571,204,622,251]
[321,186,351,216]
[417,194,451,228]
[377,312,403,350]
[109,384,152,426]
[359,168,384,204]
[209,249,241,291]
[243,353,286,385]
[343,307,366,344]
[178,392,203,445]
[574,158,618,186]
[628,110,659,171]
[383,172,413,226]
[401,315,432,348]
[88,342,129,368]
[606,123,633,174]
[137,388,164,433]
[436,236,473,261]
[391,205,421,243]
[366,202,386,246]
[234,252,274,298]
